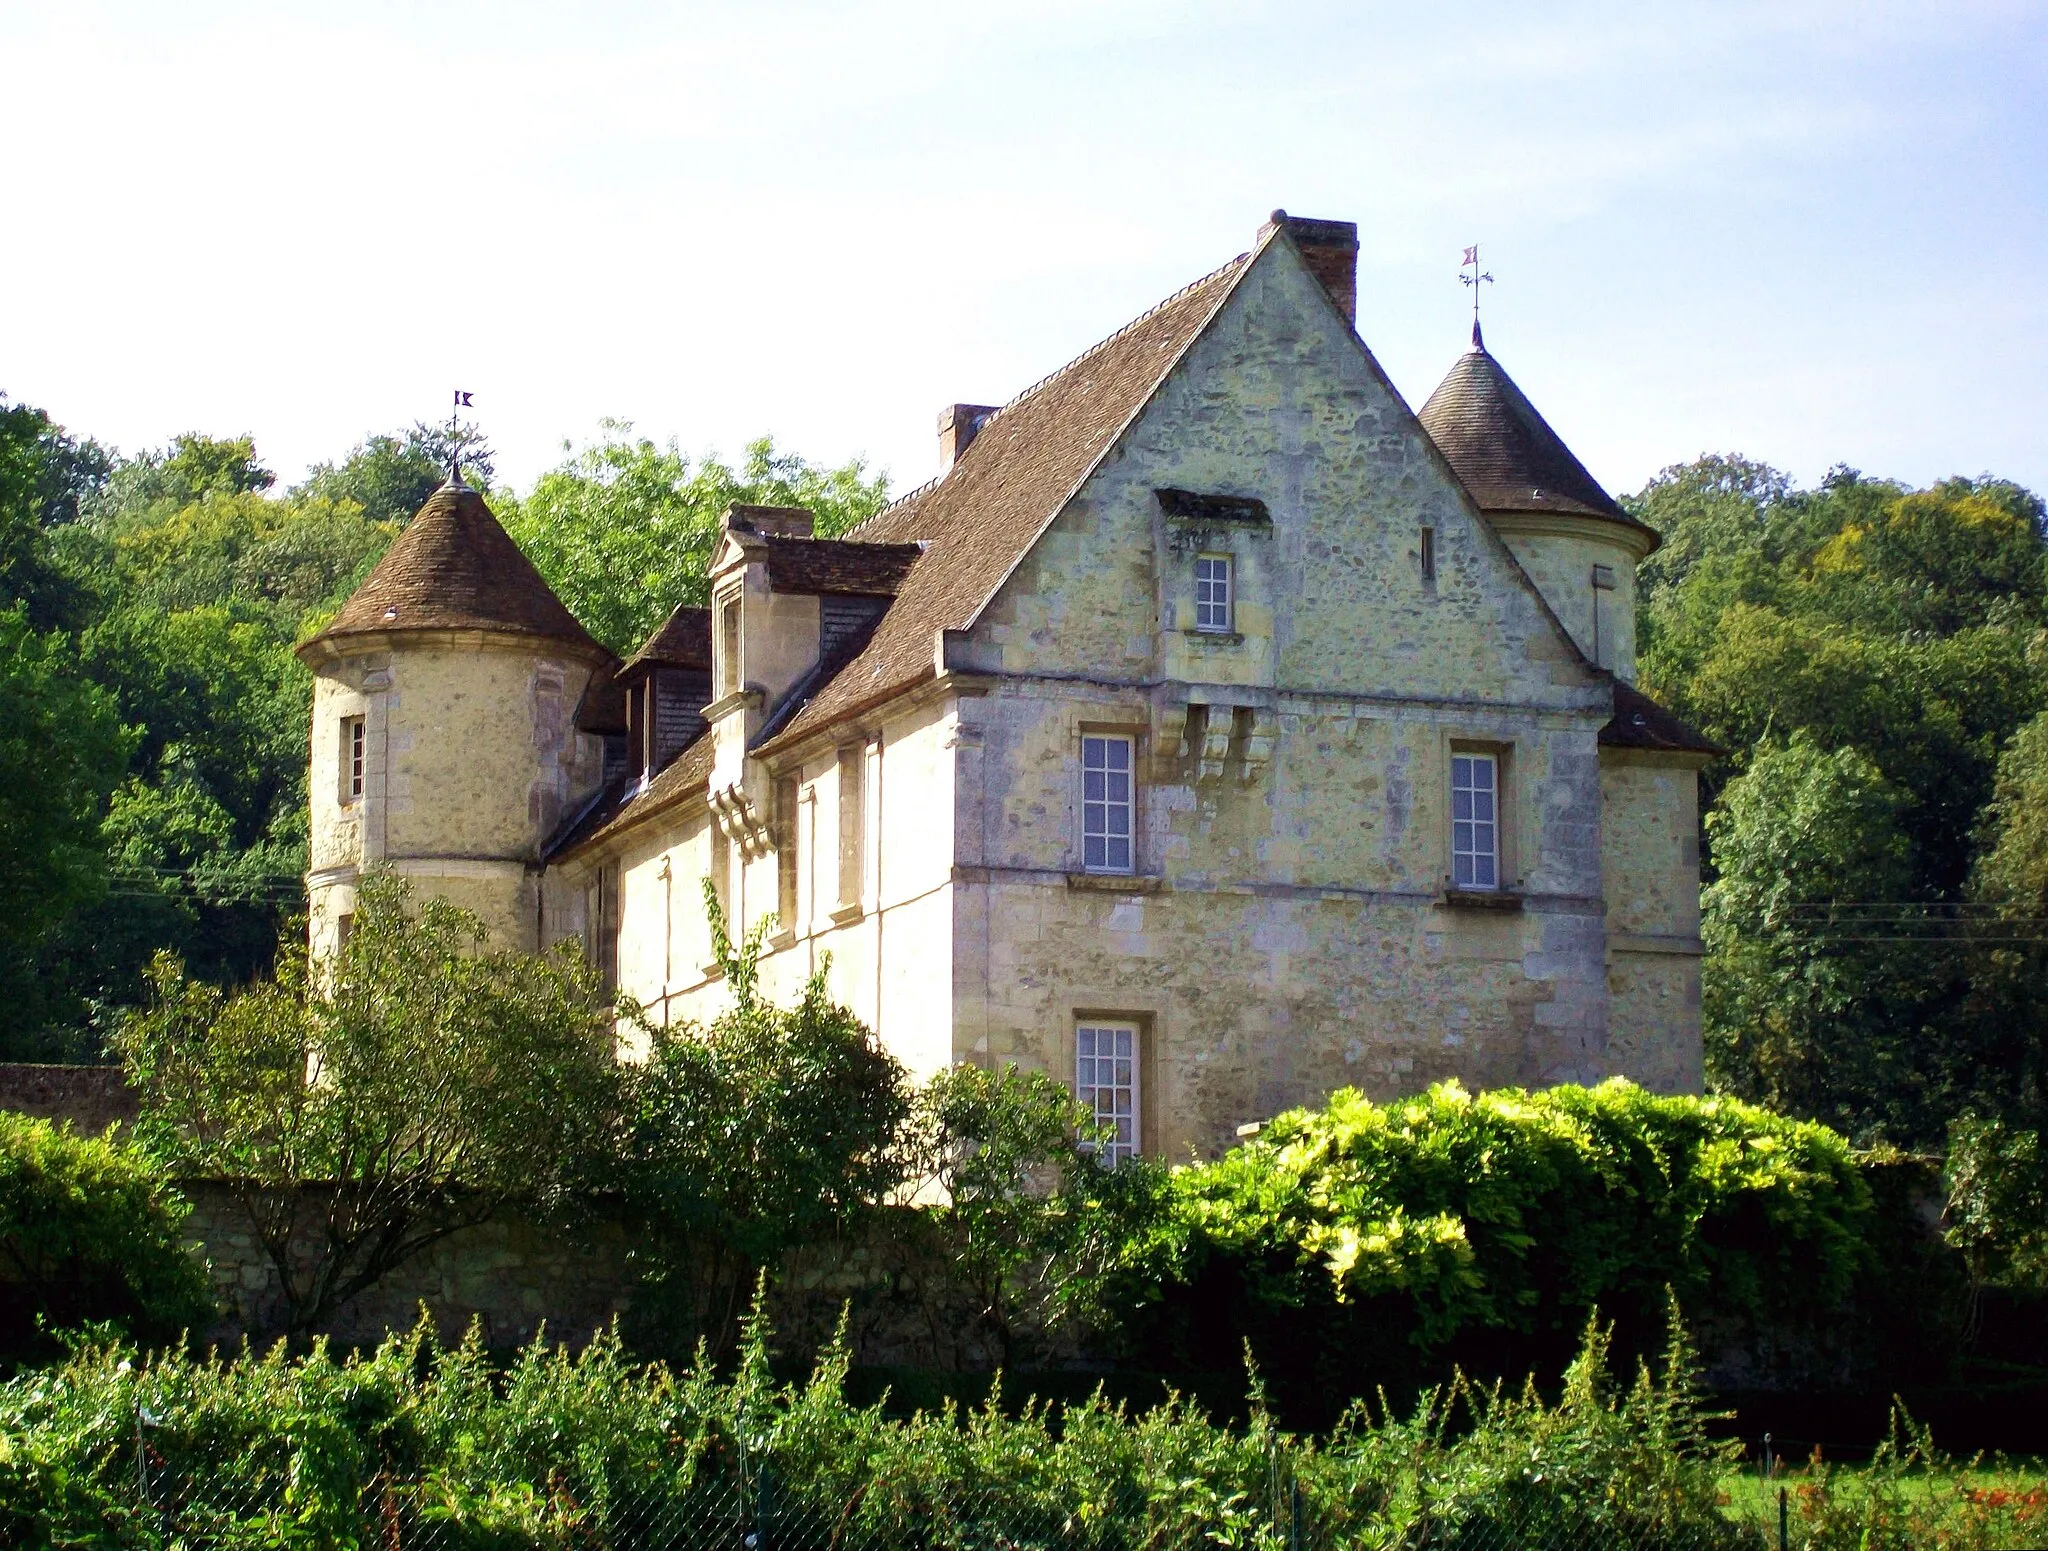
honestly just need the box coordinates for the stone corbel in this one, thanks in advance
[1153,702,1190,780]
[1199,712,1233,784]
[709,783,775,858]
[1239,708,1277,784]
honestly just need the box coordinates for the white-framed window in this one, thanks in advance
[1082,734,1134,873]
[341,715,365,802]
[1076,1021,1139,1164]
[1451,752,1500,890]
[1194,554,1233,633]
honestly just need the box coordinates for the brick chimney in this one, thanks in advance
[1263,211,1358,325]
[725,504,814,538]
[938,403,998,471]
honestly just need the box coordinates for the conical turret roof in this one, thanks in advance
[1418,330,1655,545]
[302,477,604,659]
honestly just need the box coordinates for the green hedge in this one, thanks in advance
[1108,1080,1873,1410]
[0,1111,213,1361]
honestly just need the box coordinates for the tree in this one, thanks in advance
[503,428,891,654]
[0,608,132,1053]
[619,886,908,1356]
[117,873,623,1336]
[293,420,495,526]
[895,1061,1163,1367]
[1700,737,1951,1141]
[0,397,92,630]
[0,1111,213,1358]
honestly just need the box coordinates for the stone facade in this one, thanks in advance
[308,213,1713,1161]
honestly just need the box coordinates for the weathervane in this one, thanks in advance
[448,389,474,486]
[1459,246,1493,348]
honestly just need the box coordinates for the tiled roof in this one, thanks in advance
[545,733,714,860]
[762,537,923,597]
[1600,681,1722,757]
[304,481,603,657]
[623,606,712,676]
[755,252,1254,754]
[1417,336,1657,545]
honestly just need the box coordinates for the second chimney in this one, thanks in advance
[938,403,998,471]
[1264,211,1358,326]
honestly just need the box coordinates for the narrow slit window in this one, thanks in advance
[1076,1022,1139,1164]
[342,715,365,802]
[1420,527,1436,582]
[1451,753,1499,890]
[1194,554,1233,633]
[1082,734,1134,873]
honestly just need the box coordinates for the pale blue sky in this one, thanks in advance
[4,1,2042,500]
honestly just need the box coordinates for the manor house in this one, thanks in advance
[298,213,1715,1159]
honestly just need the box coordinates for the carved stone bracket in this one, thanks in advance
[1154,703,1190,780]
[709,783,775,858]
[1199,713,1234,784]
[1239,709,1277,784]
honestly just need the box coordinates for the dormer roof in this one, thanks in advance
[300,480,605,661]
[621,606,713,678]
[1417,333,1658,549]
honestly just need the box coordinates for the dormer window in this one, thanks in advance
[718,597,741,697]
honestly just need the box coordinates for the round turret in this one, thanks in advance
[296,475,614,959]
[1418,327,1658,681]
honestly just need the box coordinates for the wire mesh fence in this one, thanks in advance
[79,1434,2038,1551]
[8,1406,2011,1551]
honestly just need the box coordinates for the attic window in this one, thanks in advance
[718,598,741,696]
[1155,488,1271,525]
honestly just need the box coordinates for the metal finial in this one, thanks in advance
[1459,244,1494,344]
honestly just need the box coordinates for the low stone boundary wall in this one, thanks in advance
[0,1062,139,1132]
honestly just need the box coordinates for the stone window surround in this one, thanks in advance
[1062,1004,1161,1158]
[1442,732,1521,899]
[1076,722,1144,875]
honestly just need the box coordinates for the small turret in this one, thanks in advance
[1418,334,1659,680]
[297,476,613,960]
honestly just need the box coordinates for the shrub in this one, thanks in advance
[0,1296,1761,1551]
[0,1111,213,1361]
[1110,1079,1871,1413]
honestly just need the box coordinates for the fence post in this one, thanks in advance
[1778,1484,1789,1551]
[1290,1477,1302,1551]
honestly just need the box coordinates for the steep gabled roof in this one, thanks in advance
[754,253,1254,753]
[303,480,604,658]
[1417,333,1656,546]
[622,606,712,677]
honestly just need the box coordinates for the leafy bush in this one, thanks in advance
[0,1111,212,1360]
[619,888,909,1357]
[0,1297,1762,1551]
[1109,1079,1871,1413]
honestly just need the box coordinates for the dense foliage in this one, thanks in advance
[1106,1081,1871,1412]
[0,1111,212,1361]
[118,875,623,1335]
[0,398,885,1059]
[501,426,891,654]
[1628,458,2048,1151]
[0,1302,1790,1551]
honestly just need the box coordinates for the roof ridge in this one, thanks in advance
[983,253,1252,423]
[846,252,1251,541]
